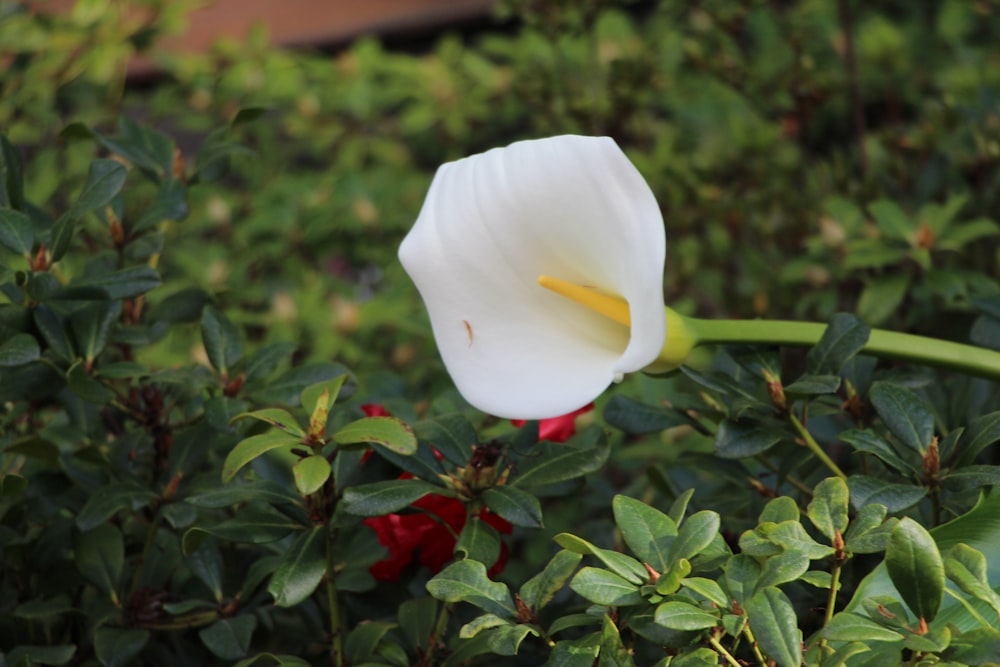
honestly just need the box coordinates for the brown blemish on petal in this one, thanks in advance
[463,320,474,347]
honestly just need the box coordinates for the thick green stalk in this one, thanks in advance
[686,317,1000,381]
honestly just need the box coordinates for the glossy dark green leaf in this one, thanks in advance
[943,543,1000,614]
[807,477,850,541]
[847,475,926,512]
[75,523,124,602]
[806,313,871,375]
[73,265,161,299]
[99,117,174,177]
[76,484,157,531]
[612,495,677,572]
[782,373,841,395]
[94,627,149,667]
[840,428,917,475]
[49,213,76,262]
[241,341,297,380]
[133,178,188,232]
[221,430,302,483]
[520,550,582,611]
[426,559,516,617]
[399,597,438,651]
[722,554,760,607]
[822,612,905,642]
[603,395,703,435]
[483,486,542,528]
[765,521,835,559]
[150,287,212,323]
[199,616,256,660]
[4,644,76,666]
[184,479,303,509]
[410,413,475,465]
[745,587,802,667]
[843,503,892,554]
[73,159,128,218]
[33,306,74,362]
[292,455,330,496]
[0,134,24,210]
[886,517,944,621]
[0,208,34,255]
[714,418,786,459]
[70,300,121,362]
[268,526,326,607]
[188,541,225,601]
[598,615,637,667]
[182,506,302,552]
[333,416,417,455]
[671,510,721,562]
[231,653,310,667]
[869,381,934,452]
[0,332,39,367]
[654,601,719,631]
[511,427,609,488]
[757,550,810,589]
[955,410,1000,466]
[456,516,500,566]
[345,620,396,663]
[554,533,648,584]
[569,567,643,606]
[201,306,242,375]
[341,478,445,516]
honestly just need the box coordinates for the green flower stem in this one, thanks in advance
[789,413,848,481]
[685,316,1000,381]
[326,528,345,667]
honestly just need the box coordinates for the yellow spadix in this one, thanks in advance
[538,275,698,373]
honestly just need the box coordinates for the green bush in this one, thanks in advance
[3,0,1000,665]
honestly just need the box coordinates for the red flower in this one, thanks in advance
[364,494,512,582]
[512,403,594,443]
[360,404,512,582]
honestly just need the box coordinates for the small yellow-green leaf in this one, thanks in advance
[230,408,305,437]
[222,431,302,483]
[292,455,330,496]
[333,416,416,455]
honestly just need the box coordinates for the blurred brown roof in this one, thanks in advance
[27,0,497,75]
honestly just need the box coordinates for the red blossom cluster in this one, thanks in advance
[360,403,593,581]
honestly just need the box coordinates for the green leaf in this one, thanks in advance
[0,208,34,255]
[487,622,540,656]
[783,373,841,395]
[840,428,917,475]
[857,273,911,327]
[723,554,761,607]
[456,515,501,565]
[292,455,330,496]
[70,300,121,363]
[512,427,610,488]
[0,134,25,210]
[222,430,302,483]
[188,541,224,601]
[886,517,944,622]
[869,381,934,452]
[94,627,149,667]
[184,479,303,509]
[201,307,242,376]
[426,559,516,617]
[414,413,477,465]
[399,598,438,651]
[758,550,810,589]
[333,416,417,455]
[520,550,582,611]
[745,587,802,667]
[199,616,256,660]
[671,510,721,562]
[603,395,702,434]
[4,645,76,666]
[569,567,643,606]
[765,521,835,559]
[230,408,305,437]
[869,199,914,242]
[843,503,891,554]
[806,313,871,375]
[807,477,850,542]
[612,495,677,572]
[268,526,326,607]
[232,653,310,667]
[73,265,161,299]
[848,475,926,512]
[654,601,719,631]
[714,419,786,458]
[182,506,301,552]
[598,615,636,667]
[133,178,188,232]
[541,633,601,667]
[955,410,1000,466]
[760,496,799,524]
[345,620,397,663]
[483,486,542,528]
[0,332,39,366]
[554,533,648,584]
[76,484,157,531]
[73,159,128,218]
[49,213,76,262]
[75,523,123,602]
[342,478,445,516]
[944,544,1000,614]
[681,577,729,608]
[99,117,174,177]
[822,612,905,642]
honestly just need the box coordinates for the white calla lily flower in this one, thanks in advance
[398,135,667,420]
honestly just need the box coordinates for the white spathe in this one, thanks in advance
[398,135,666,419]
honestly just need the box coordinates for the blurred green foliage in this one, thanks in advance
[4,0,1000,665]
